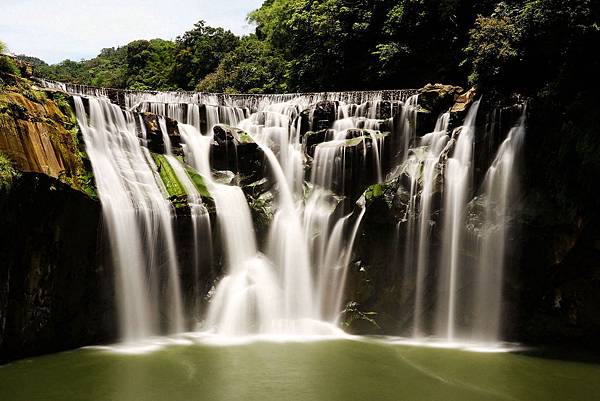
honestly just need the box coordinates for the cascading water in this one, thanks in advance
[157,118,213,321]
[412,115,450,338]
[175,96,385,335]
[73,96,184,341]
[436,100,480,341]
[471,108,526,343]
[53,78,523,347]
[179,124,282,335]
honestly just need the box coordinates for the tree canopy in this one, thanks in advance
[8,0,598,99]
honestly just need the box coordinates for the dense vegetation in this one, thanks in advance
[0,41,21,84]
[3,0,594,97]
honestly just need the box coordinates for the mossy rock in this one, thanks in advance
[0,78,95,197]
[151,153,187,201]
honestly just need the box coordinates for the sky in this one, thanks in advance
[0,0,264,64]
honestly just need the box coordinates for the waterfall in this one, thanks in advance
[412,114,450,337]
[436,100,480,341]
[158,118,213,321]
[73,96,184,341]
[180,125,281,335]
[176,96,385,335]
[60,81,522,346]
[471,108,526,342]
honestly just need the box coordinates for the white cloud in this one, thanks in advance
[0,0,263,63]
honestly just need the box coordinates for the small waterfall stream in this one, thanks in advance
[472,108,526,342]
[437,100,481,341]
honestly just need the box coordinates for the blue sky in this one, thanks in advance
[0,0,264,64]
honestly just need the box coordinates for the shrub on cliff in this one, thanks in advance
[0,153,20,193]
[0,41,21,80]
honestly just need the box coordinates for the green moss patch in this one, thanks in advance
[152,153,187,198]
[184,167,212,200]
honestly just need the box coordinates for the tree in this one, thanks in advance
[171,21,239,90]
[249,0,497,91]
[0,41,21,78]
[465,0,599,96]
[250,0,381,91]
[197,35,287,94]
[125,39,176,90]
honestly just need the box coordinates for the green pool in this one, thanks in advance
[1,337,599,401]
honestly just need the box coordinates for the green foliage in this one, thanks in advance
[15,55,51,78]
[250,0,378,90]
[462,0,600,213]
[35,40,177,90]
[84,46,127,88]
[58,169,97,199]
[0,44,21,78]
[125,39,176,90]
[465,0,599,96]
[248,191,275,230]
[10,1,598,98]
[197,35,287,93]
[0,153,20,193]
[171,21,239,90]
[41,59,91,84]
[364,183,383,201]
[250,0,497,91]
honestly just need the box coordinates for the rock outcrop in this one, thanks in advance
[0,78,108,363]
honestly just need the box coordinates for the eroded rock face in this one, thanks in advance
[450,87,477,122]
[0,87,91,192]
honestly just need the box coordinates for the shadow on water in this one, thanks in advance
[514,343,600,365]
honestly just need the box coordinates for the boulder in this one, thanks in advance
[450,87,477,115]
[418,83,464,114]
[210,125,264,183]
[303,129,331,157]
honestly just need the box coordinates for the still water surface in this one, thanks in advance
[1,337,599,401]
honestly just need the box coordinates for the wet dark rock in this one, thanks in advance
[210,125,264,183]
[375,101,393,120]
[298,101,339,137]
[308,133,389,200]
[312,101,337,130]
[213,124,253,145]
[416,109,437,136]
[0,173,114,364]
[303,129,331,157]
[139,112,182,155]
